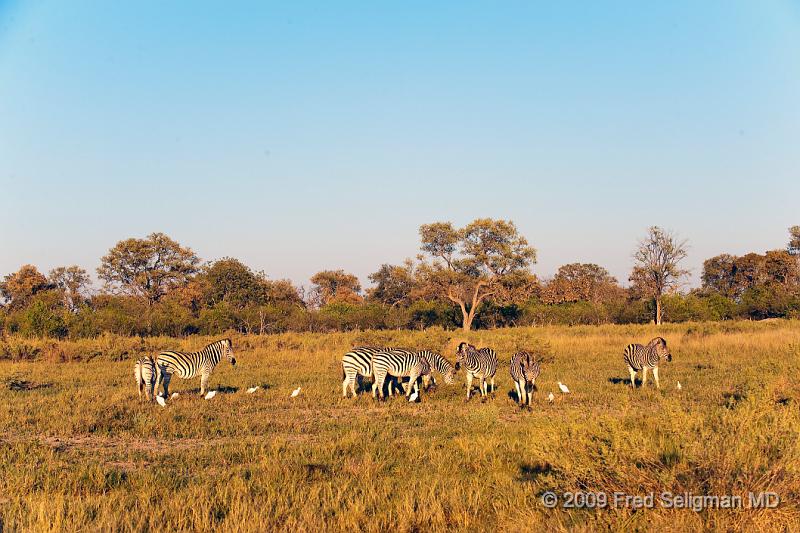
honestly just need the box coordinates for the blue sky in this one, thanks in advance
[1,1,799,290]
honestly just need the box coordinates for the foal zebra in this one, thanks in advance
[623,337,672,389]
[455,342,498,400]
[153,338,236,398]
[134,355,156,401]
[509,351,541,406]
[371,349,433,401]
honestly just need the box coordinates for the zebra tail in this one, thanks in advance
[137,359,143,388]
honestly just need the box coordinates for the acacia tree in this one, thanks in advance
[0,265,52,310]
[416,219,536,331]
[542,263,621,304]
[629,226,689,325]
[309,270,362,306]
[48,266,91,312]
[367,261,417,307]
[97,233,199,305]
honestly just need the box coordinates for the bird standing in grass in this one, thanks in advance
[677,382,682,390]
[170,393,179,400]
[547,392,555,403]
[408,390,419,402]
[558,382,570,394]
[247,386,259,394]
[204,390,217,400]
[156,395,167,407]
[290,387,301,398]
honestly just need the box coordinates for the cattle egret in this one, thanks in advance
[170,393,179,400]
[156,395,167,407]
[547,392,555,403]
[290,387,301,398]
[247,386,259,394]
[677,382,682,390]
[204,390,217,400]
[558,382,570,394]
[408,391,419,402]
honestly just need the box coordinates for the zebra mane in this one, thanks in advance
[205,338,231,352]
[647,337,667,347]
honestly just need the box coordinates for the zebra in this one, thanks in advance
[134,355,156,401]
[371,349,433,401]
[341,346,410,398]
[455,342,498,400]
[509,351,541,406]
[153,338,236,398]
[623,337,672,389]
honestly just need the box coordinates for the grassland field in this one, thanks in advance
[1,320,799,531]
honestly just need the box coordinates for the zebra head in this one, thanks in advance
[221,338,236,365]
[455,342,476,369]
[650,337,671,362]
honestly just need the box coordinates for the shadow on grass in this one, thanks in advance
[608,377,635,387]
[5,378,54,392]
[517,461,553,483]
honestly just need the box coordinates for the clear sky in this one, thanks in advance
[1,1,799,290]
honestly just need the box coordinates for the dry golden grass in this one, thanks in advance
[1,321,799,531]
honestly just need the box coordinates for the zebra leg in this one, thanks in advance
[642,367,648,387]
[514,381,522,405]
[153,369,163,400]
[465,373,473,400]
[491,377,496,395]
[161,373,171,398]
[342,376,350,398]
[653,366,660,389]
[481,378,488,398]
[407,372,419,399]
[628,366,637,388]
[200,373,209,396]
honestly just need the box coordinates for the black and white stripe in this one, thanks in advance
[134,355,156,401]
[623,337,672,389]
[341,346,407,398]
[154,339,236,397]
[371,349,432,400]
[509,351,541,406]
[455,342,498,400]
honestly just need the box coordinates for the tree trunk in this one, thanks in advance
[462,310,475,332]
[655,296,662,325]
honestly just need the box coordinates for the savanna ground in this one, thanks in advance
[1,321,799,532]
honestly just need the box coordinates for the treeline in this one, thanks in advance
[2,223,800,338]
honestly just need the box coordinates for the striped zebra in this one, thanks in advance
[341,346,409,398]
[371,349,433,400]
[509,351,541,406]
[623,337,672,389]
[455,342,498,400]
[153,339,236,398]
[134,355,156,401]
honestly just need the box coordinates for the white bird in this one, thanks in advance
[677,382,682,390]
[408,391,419,402]
[290,387,301,398]
[558,382,570,394]
[170,393,179,400]
[156,395,167,407]
[204,390,217,400]
[547,392,555,403]
[246,386,259,394]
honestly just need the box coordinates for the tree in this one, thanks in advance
[542,263,621,304]
[417,218,536,331]
[97,233,199,304]
[48,266,91,312]
[0,265,52,310]
[788,226,800,256]
[309,270,362,306]
[367,261,417,307]
[629,226,689,325]
[200,258,267,309]
[701,254,738,299]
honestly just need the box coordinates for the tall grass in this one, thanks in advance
[1,320,799,531]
